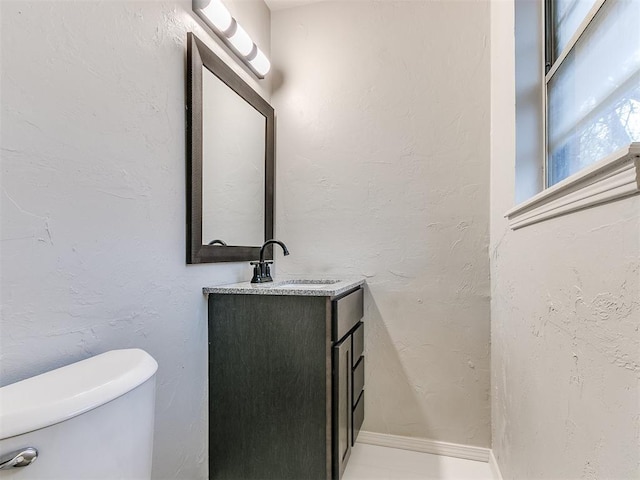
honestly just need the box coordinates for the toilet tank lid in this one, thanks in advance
[0,349,158,440]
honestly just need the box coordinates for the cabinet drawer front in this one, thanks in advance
[352,391,364,446]
[352,358,364,406]
[333,288,363,342]
[352,322,364,366]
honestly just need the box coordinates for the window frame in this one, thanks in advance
[507,0,640,230]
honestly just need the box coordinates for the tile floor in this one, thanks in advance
[343,443,494,480]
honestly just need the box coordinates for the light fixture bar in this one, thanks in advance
[227,22,254,57]
[192,0,271,78]
[248,48,270,77]
[199,0,232,33]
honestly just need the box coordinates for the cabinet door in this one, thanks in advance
[332,335,352,480]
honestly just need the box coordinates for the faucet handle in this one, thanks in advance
[250,262,262,283]
[263,262,273,282]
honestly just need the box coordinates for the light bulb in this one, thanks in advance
[249,48,271,77]
[228,23,254,57]
[201,0,232,33]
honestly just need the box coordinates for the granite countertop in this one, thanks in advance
[203,278,365,297]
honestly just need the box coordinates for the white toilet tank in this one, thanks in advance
[0,349,158,479]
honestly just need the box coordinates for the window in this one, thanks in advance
[545,0,640,186]
[507,0,640,230]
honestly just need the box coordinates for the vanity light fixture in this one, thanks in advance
[193,0,271,78]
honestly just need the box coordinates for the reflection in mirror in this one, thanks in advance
[201,68,265,247]
[186,33,274,264]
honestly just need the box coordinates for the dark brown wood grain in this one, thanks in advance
[332,289,364,342]
[208,294,331,480]
[332,335,352,480]
[352,392,364,447]
[207,288,364,480]
[352,358,364,408]
[351,323,364,366]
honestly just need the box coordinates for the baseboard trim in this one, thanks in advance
[489,450,504,480]
[356,431,491,463]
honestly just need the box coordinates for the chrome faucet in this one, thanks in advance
[250,239,290,283]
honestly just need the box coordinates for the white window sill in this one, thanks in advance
[505,143,640,230]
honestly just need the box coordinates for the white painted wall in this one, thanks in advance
[0,1,270,478]
[271,1,491,447]
[490,1,640,478]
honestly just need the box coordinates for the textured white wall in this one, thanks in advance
[490,1,640,478]
[272,1,491,447]
[0,1,270,478]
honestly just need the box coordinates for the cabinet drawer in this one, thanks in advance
[352,322,364,366]
[333,288,363,342]
[352,358,364,406]
[352,391,364,446]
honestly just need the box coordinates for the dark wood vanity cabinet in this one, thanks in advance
[208,287,364,480]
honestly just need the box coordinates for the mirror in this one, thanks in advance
[186,33,274,263]
[201,69,265,247]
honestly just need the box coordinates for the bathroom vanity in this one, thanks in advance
[203,279,365,480]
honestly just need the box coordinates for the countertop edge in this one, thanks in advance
[202,278,365,297]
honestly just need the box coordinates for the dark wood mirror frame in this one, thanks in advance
[186,33,274,264]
